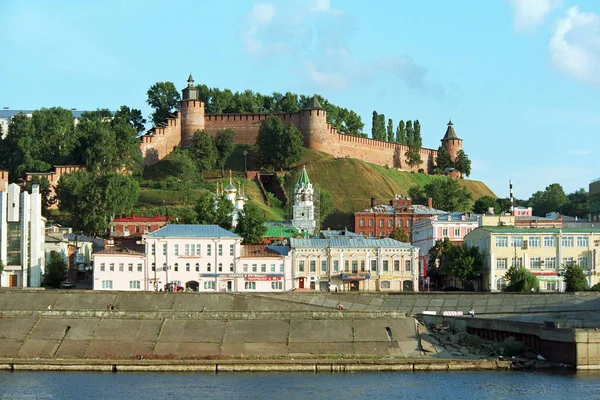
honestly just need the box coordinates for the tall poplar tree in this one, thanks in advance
[396,120,406,144]
[387,118,394,142]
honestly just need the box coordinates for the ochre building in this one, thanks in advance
[140,76,464,174]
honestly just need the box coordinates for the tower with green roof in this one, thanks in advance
[292,165,316,235]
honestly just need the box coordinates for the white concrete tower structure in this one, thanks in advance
[292,166,316,235]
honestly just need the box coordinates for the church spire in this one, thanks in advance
[297,165,311,186]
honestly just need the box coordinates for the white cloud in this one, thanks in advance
[249,3,276,24]
[309,0,344,16]
[306,61,348,90]
[507,0,559,31]
[569,149,593,155]
[549,7,600,85]
[243,3,286,58]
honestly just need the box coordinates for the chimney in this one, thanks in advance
[371,197,375,208]
[426,198,433,208]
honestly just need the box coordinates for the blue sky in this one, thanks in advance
[1,0,599,200]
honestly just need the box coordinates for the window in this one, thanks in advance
[544,236,556,247]
[102,280,113,289]
[466,228,472,235]
[151,263,156,272]
[128,263,133,272]
[151,244,155,255]
[174,244,179,256]
[218,244,223,256]
[360,260,365,271]
[544,257,556,269]
[196,244,201,256]
[195,263,200,272]
[394,260,400,272]
[243,264,248,272]
[529,236,541,248]
[271,281,283,290]
[496,236,508,248]
[345,260,349,271]
[100,263,105,272]
[333,260,339,272]
[204,281,215,289]
[388,219,393,227]
[371,260,377,271]
[562,257,574,267]
[546,281,558,291]
[185,244,190,256]
[496,258,507,270]
[352,260,358,272]
[218,263,223,272]
[109,263,115,272]
[398,220,403,228]
[454,228,460,237]
[578,256,589,269]
[230,263,234,272]
[511,236,523,248]
[119,263,124,272]
[511,257,523,268]
[207,263,211,272]
[407,220,411,228]
[383,260,389,272]
[405,259,412,272]
[261,264,266,273]
[186,263,190,272]
[379,220,384,228]
[207,244,212,256]
[577,236,589,248]
[529,257,541,269]
[245,282,256,290]
[174,263,179,272]
[162,244,167,255]
[252,264,257,272]
[321,260,327,272]
[299,260,305,272]
[442,228,448,237]
[369,219,373,227]
[271,264,276,273]
[163,263,167,272]
[561,236,574,247]
[230,244,234,256]
[360,218,365,227]
[129,280,141,289]
[280,264,284,273]
[310,260,316,272]
[381,281,391,289]
[137,264,142,272]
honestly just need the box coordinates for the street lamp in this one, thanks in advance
[243,150,248,172]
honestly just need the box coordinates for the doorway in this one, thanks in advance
[350,281,359,291]
[9,275,17,287]
[298,278,305,289]
[226,281,233,292]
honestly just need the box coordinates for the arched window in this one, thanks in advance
[186,263,190,272]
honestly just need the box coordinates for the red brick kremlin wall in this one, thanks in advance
[140,100,454,175]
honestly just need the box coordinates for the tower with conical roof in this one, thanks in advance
[180,73,205,148]
[441,120,462,162]
[292,165,316,234]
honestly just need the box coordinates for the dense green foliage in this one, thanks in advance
[190,130,217,176]
[426,238,485,290]
[146,81,180,125]
[454,150,471,177]
[235,203,267,244]
[562,263,589,292]
[318,188,335,229]
[257,117,303,169]
[42,252,67,288]
[56,170,140,235]
[389,227,409,243]
[504,266,539,292]
[473,195,500,214]
[214,129,236,176]
[408,177,472,211]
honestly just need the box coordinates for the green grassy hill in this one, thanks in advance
[135,147,496,228]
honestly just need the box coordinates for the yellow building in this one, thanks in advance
[464,226,600,291]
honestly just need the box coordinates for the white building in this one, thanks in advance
[215,174,246,228]
[291,166,316,235]
[290,237,419,292]
[92,224,293,292]
[0,183,45,287]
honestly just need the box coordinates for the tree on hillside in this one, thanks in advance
[559,188,589,219]
[563,263,589,292]
[405,120,414,145]
[435,146,454,174]
[387,118,394,142]
[413,120,422,147]
[318,188,335,229]
[146,81,180,126]
[408,185,426,205]
[190,130,216,177]
[215,195,234,230]
[257,117,303,169]
[111,115,143,172]
[441,245,485,291]
[195,194,217,225]
[42,251,67,288]
[404,145,422,170]
[114,105,147,135]
[409,177,472,211]
[473,195,499,214]
[396,120,406,144]
[390,227,409,243]
[454,150,471,177]
[56,171,139,235]
[235,203,267,244]
[24,177,55,216]
[31,107,77,165]
[168,149,201,204]
[529,183,568,217]
[504,266,539,292]
[214,128,236,176]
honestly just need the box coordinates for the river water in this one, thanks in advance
[1,370,600,399]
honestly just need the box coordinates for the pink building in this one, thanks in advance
[513,206,533,217]
[411,213,481,280]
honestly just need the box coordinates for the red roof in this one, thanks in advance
[112,214,171,223]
